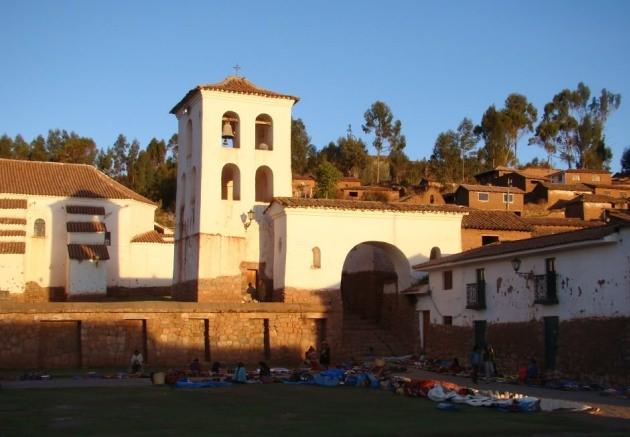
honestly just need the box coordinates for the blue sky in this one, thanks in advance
[1,0,629,171]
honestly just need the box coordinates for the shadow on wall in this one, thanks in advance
[0,313,328,370]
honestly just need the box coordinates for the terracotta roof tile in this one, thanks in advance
[415,224,626,270]
[131,230,172,244]
[0,217,26,225]
[564,194,629,205]
[462,211,532,231]
[269,197,468,214]
[0,230,26,236]
[584,183,630,190]
[67,244,110,261]
[66,222,107,233]
[171,76,299,114]
[458,184,525,194]
[66,205,106,215]
[538,182,592,192]
[605,210,630,223]
[523,217,605,228]
[0,242,25,254]
[0,159,155,205]
[0,199,27,209]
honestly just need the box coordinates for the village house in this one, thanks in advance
[0,159,173,302]
[522,217,605,236]
[399,178,445,205]
[413,223,630,384]
[560,194,628,221]
[527,181,592,206]
[550,168,612,185]
[461,210,532,250]
[291,175,315,198]
[453,184,524,215]
[584,182,630,198]
[338,185,400,201]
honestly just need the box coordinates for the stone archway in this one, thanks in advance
[341,241,410,323]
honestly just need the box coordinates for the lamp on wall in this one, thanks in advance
[243,209,255,230]
[511,257,532,279]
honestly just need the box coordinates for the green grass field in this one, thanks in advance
[1,384,628,436]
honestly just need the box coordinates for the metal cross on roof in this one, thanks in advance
[232,64,242,77]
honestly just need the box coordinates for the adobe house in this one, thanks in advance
[413,223,630,384]
[461,210,532,250]
[550,168,612,185]
[494,170,550,193]
[399,179,445,205]
[291,175,315,198]
[584,183,630,199]
[336,176,362,189]
[0,159,173,302]
[527,181,592,206]
[339,185,400,201]
[562,194,629,221]
[522,217,605,236]
[473,166,517,185]
[453,184,524,215]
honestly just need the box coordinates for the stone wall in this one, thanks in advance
[0,301,338,369]
[424,317,630,385]
[461,229,531,251]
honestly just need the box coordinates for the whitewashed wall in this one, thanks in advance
[416,227,630,325]
[67,259,107,295]
[268,205,464,291]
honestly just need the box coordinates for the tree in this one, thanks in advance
[476,105,512,168]
[29,135,49,161]
[45,129,68,161]
[126,139,140,186]
[12,135,30,159]
[621,147,630,174]
[314,160,342,199]
[96,148,114,176]
[335,127,368,177]
[0,134,13,158]
[430,118,480,183]
[456,118,480,181]
[291,118,317,175]
[56,132,96,164]
[530,83,620,169]
[502,94,537,163]
[111,134,129,179]
[362,101,405,184]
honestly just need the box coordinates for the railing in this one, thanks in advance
[534,273,558,304]
[466,281,486,309]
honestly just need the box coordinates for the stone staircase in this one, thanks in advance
[339,312,410,360]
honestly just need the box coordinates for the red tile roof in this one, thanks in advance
[462,211,532,231]
[66,205,106,215]
[0,230,26,236]
[67,244,110,261]
[0,199,27,209]
[131,230,172,244]
[268,197,468,214]
[537,182,592,192]
[0,217,26,225]
[0,242,25,254]
[0,159,155,205]
[170,76,299,114]
[523,217,605,228]
[66,222,107,233]
[458,184,525,194]
[414,224,626,270]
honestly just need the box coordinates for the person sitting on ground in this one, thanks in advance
[526,358,539,383]
[211,361,224,375]
[233,362,247,383]
[258,361,273,383]
[319,341,331,368]
[370,358,387,379]
[449,357,462,374]
[130,349,144,374]
[305,346,319,370]
[189,358,201,376]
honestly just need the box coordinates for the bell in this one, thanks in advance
[222,121,234,140]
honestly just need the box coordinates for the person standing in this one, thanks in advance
[130,349,144,374]
[319,341,331,368]
[468,345,481,384]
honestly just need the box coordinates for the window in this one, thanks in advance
[255,166,274,202]
[221,111,240,148]
[443,316,453,326]
[592,175,601,182]
[429,194,435,204]
[255,114,273,150]
[221,164,241,200]
[571,175,581,181]
[349,191,358,198]
[443,270,453,290]
[478,192,489,202]
[545,258,555,273]
[34,218,46,237]
[482,235,499,245]
[312,247,321,269]
[503,193,514,204]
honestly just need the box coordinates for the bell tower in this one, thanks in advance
[170,76,298,302]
